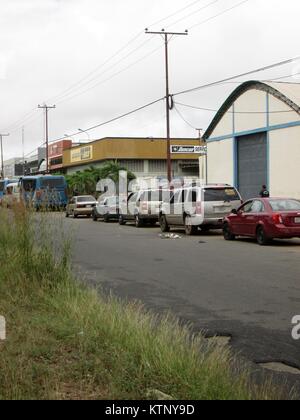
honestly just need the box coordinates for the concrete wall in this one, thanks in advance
[269,126,300,198]
[207,138,234,185]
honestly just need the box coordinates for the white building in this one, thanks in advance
[204,81,300,199]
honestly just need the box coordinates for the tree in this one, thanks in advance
[65,161,136,196]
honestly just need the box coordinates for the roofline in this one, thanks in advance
[203,80,300,139]
[63,137,199,151]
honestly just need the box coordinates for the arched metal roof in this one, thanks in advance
[203,80,300,139]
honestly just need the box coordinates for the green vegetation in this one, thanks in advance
[0,204,284,400]
[65,162,136,195]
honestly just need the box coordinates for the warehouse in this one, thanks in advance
[62,137,202,179]
[204,81,300,199]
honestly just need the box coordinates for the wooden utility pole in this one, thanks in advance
[38,104,56,173]
[145,29,188,183]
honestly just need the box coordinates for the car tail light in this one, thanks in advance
[196,202,202,214]
[141,201,148,211]
[272,213,283,224]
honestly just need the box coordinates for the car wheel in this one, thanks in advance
[135,214,144,228]
[256,226,270,246]
[223,223,235,241]
[103,214,110,223]
[74,213,78,219]
[159,214,170,232]
[92,211,98,222]
[65,211,69,218]
[184,216,198,236]
[119,214,126,225]
[200,226,210,233]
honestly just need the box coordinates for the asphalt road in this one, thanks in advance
[65,216,300,387]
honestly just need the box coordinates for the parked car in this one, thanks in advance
[159,184,242,235]
[119,189,172,227]
[223,197,300,245]
[93,196,119,222]
[66,195,97,218]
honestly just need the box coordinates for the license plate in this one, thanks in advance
[295,217,300,224]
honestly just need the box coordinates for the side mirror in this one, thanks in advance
[231,209,238,215]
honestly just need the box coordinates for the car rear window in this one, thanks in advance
[141,190,171,202]
[269,199,300,211]
[77,196,95,203]
[204,188,240,202]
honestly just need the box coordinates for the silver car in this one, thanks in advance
[66,195,97,218]
[93,196,119,222]
[159,185,242,235]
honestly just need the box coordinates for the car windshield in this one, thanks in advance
[77,196,95,203]
[204,188,240,202]
[269,199,300,211]
[22,179,37,192]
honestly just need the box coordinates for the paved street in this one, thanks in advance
[66,216,300,383]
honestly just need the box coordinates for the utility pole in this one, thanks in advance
[0,133,10,179]
[22,126,25,176]
[38,104,56,173]
[196,128,208,184]
[145,28,188,183]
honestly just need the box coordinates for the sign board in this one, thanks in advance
[71,145,93,163]
[171,145,206,154]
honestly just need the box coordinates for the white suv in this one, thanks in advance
[159,185,242,235]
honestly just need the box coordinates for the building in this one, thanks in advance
[48,140,72,172]
[24,147,46,175]
[204,81,300,199]
[62,137,203,179]
[3,158,24,178]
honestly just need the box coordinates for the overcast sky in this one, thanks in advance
[0,0,300,160]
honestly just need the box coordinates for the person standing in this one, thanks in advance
[259,185,270,198]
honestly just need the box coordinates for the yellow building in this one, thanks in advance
[63,137,203,178]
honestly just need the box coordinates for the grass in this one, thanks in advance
[0,203,284,400]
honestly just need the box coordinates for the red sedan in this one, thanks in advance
[223,198,300,245]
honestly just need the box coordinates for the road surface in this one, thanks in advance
[64,216,300,387]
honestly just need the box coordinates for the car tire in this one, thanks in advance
[65,211,69,218]
[200,226,210,233]
[119,214,126,225]
[223,223,235,241]
[103,214,110,223]
[184,216,198,236]
[256,226,270,246]
[135,214,144,228]
[74,213,78,219]
[160,214,170,233]
[92,211,98,222]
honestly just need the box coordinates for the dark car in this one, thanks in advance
[223,198,300,245]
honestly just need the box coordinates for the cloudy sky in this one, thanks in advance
[0,0,300,160]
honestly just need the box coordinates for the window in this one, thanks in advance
[0,181,5,192]
[251,201,265,213]
[41,178,65,189]
[270,199,300,211]
[204,188,240,202]
[22,179,37,192]
[188,190,198,203]
[76,196,95,203]
[240,201,253,213]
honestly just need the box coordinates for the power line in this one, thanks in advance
[175,101,298,114]
[173,55,300,97]
[50,97,165,143]
[188,0,251,30]
[174,105,197,129]
[166,0,221,29]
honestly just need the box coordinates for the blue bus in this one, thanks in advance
[19,175,68,209]
[0,178,19,201]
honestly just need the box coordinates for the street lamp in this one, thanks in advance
[78,128,91,142]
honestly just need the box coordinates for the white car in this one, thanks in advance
[66,195,97,218]
[159,185,243,235]
[93,196,119,222]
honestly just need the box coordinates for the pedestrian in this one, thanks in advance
[259,185,270,198]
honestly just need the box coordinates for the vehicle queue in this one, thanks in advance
[1,174,300,246]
